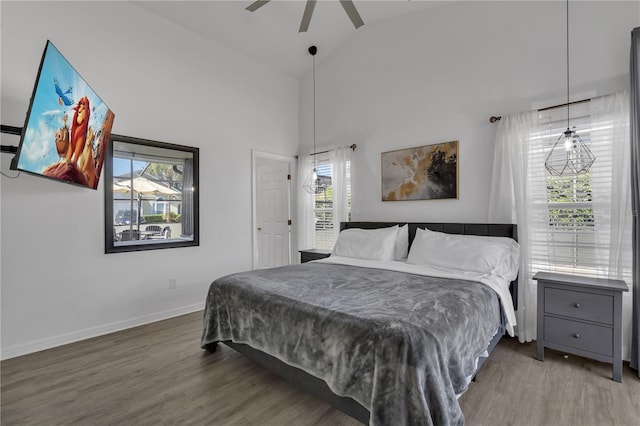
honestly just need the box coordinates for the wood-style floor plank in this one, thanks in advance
[2,311,639,425]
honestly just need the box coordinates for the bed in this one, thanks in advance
[201,222,519,425]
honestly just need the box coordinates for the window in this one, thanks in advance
[312,156,351,250]
[529,99,631,280]
[104,135,199,253]
[300,150,351,251]
[313,159,334,250]
[534,102,596,274]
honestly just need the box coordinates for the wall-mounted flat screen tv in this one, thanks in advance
[11,40,115,189]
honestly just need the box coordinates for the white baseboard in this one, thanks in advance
[0,302,204,360]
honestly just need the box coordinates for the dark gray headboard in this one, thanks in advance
[340,222,518,309]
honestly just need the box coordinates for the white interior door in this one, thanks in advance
[253,152,293,269]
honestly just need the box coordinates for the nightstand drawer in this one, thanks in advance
[544,316,613,357]
[545,288,613,325]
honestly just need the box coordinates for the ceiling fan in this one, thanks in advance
[246,0,364,32]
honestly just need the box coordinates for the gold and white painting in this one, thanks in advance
[381,141,458,201]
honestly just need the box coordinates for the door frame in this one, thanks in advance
[251,150,296,269]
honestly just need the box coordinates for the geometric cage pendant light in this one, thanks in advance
[544,128,595,176]
[544,0,596,176]
[303,45,328,194]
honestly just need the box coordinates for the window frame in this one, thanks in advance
[104,134,199,254]
[310,155,351,251]
[532,102,602,276]
[313,157,334,250]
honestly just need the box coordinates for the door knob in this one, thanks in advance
[257,227,262,231]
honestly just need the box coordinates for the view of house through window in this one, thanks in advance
[313,156,351,250]
[109,140,196,248]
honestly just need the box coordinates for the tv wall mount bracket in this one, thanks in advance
[1,125,22,154]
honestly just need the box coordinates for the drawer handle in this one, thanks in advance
[573,333,580,339]
[574,303,581,308]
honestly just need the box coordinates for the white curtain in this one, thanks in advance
[330,146,351,243]
[631,26,640,375]
[490,94,633,352]
[489,110,547,343]
[296,154,315,253]
[590,91,633,359]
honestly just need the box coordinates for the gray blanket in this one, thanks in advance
[201,262,502,426]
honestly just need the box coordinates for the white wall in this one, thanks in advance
[0,1,299,359]
[300,1,638,222]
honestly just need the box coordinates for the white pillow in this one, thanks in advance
[394,224,409,260]
[332,226,398,261]
[407,227,520,280]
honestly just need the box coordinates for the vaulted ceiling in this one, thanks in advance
[131,1,450,78]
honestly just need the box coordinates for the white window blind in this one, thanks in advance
[530,101,632,281]
[314,159,333,250]
[312,156,351,250]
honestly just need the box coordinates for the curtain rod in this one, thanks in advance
[296,144,357,158]
[310,143,357,156]
[489,97,592,123]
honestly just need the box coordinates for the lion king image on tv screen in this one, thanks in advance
[15,40,115,189]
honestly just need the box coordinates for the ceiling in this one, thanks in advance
[131,0,451,79]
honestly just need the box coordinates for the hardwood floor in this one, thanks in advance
[2,311,639,425]
[460,335,640,426]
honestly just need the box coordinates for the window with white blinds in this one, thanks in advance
[313,156,351,250]
[530,100,631,280]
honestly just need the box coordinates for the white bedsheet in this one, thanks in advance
[315,256,516,336]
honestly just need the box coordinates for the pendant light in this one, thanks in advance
[544,0,595,176]
[303,45,327,194]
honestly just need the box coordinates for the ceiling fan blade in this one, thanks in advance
[339,0,364,29]
[246,0,270,12]
[298,0,317,33]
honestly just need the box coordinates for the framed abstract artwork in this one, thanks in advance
[381,140,458,201]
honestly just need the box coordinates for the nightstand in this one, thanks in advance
[299,249,331,263]
[533,271,629,382]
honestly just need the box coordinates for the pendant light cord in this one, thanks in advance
[544,0,596,176]
[312,50,316,171]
